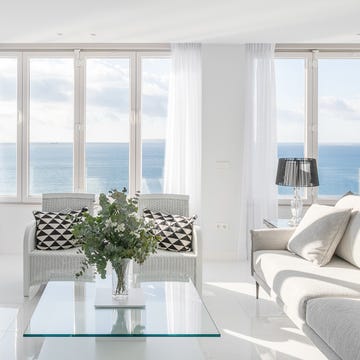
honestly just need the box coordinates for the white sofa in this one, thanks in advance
[251,194,360,360]
[135,194,202,292]
[23,193,96,297]
[23,193,202,296]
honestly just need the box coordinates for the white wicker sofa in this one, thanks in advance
[23,193,96,296]
[23,193,202,296]
[251,194,360,360]
[135,194,202,291]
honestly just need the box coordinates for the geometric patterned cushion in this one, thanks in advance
[33,210,84,250]
[143,209,197,252]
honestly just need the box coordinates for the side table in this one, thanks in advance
[263,218,295,228]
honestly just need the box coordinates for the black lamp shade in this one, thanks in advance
[276,158,319,187]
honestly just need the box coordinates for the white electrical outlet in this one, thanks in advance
[216,223,229,230]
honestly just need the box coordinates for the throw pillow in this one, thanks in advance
[33,209,84,250]
[287,204,352,266]
[335,194,360,268]
[341,190,355,197]
[143,209,197,252]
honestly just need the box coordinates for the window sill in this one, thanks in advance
[278,197,338,206]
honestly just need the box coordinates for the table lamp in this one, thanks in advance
[276,158,319,225]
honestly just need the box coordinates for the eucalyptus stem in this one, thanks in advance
[113,259,131,296]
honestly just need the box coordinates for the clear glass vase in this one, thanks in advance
[111,259,132,298]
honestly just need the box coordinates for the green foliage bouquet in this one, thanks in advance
[72,188,159,280]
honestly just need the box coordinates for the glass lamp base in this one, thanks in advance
[288,217,301,226]
[289,187,303,226]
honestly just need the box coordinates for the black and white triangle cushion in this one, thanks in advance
[143,209,197,252]
[33,209,84,250]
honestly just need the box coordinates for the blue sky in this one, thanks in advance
[276,57,360,144]
[0,57,170,143]
[0,56,359,144]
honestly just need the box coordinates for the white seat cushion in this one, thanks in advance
[253,250,360,322]
[29,248,92,285]
[306,297,360,360]
[133,249,197,283]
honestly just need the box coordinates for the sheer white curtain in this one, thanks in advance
[164,43,202,215]
[239,43,278,259]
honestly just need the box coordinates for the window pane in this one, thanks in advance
[0,58,17,195]
[275,58,305,195]
[29,58,74,195]
[141,57,171,193]
[85,58,130,194]
[318,59,360,196]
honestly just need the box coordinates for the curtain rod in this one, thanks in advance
[0,43,171,51]
[276,43,360,52]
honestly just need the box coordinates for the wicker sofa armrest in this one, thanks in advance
[192,225,202,292]
[192,225,200,256]
[24,220,36,253]
[23,220,36,296]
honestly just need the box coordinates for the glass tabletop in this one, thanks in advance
[263,218,295,228]
[24,280,220,338]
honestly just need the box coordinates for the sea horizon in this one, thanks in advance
[0,141,359,196]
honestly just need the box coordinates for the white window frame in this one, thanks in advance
[0,48,171,203]
[276,49,360,205]
[22,51,75,203]
[78,51,136,195]
[136,51,171,194]
[0,52,22,203]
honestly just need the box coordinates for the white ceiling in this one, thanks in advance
[2,0,360,44]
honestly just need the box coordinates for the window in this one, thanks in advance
[28,57,74,195]
[275,57,306,196]
[318,58,360,197]
[141,57,171,193]
[276,50,360,201]
[0,49,170,202]
[0,57,17,196]
[85,57,130,194]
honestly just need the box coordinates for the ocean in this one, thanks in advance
[278,143,360,196]
[0,141,165,195]
[0,142,359,197]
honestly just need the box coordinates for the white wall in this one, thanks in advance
[201,44,245,261]
[0,203,40,253]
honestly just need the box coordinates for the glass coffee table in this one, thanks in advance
[24,279,220,359]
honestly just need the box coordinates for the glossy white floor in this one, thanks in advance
[0,255,327,360]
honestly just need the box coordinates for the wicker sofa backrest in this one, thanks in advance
[42,193,95,215]
[138,194,189,217]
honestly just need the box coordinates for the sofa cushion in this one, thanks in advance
[287,204,351,266]
[336,194,360,210]
[253,250,360,323]
[143,209,197,252]
[33,210,84,250]
[335,194,360,268]
[306,297,360,360]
